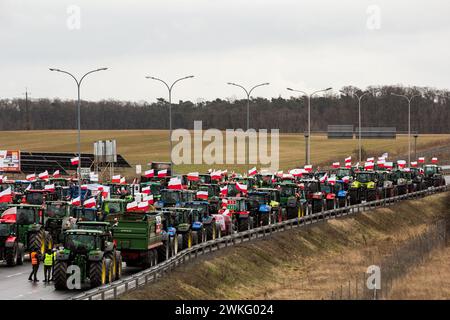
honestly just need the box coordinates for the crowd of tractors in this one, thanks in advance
[0,159,446,291]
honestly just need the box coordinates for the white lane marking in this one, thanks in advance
[6,272,25,278]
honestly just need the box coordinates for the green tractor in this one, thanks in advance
[276,181,307,219]
[0,204,52,255]
[0,218,25,266]
[348,171,379,204]
[376,171,396,198]
[423,165,446,188]
[53,228,118,290]
[44,201,72,245]
[390,170,409,195]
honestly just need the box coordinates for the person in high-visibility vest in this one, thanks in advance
[43,249,54,282]
[28,250,41,282]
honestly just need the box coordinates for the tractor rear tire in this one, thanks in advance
[53,261,68,290]
[115,252,122,280]
[104,251,117,279]
[183,232,192,249]
[5,244,18,267]
[177,234,183,252]
[206,222,216,241]
[90,259,107,288]
[105,259,113,284]
[28,229,44,254]
[157,242,169,262]
[238,218,249,232]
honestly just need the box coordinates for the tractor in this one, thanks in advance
[410,167,426,191]
[301,179,325,213]
[320,182,338,210]
[330,167,354,181]
[391,170,409,195]
[71,207,99,222]
[24,189,58,205]
[276,181,307,219]
[247,191,274,226]
[53,228,118,289]
[376,171,396,198]
[44,201,72,245]
[255,188,285,223]
[0,217,25,266]
[184,201,221,240]
[224,197,253,232]
[348,171,378,204]
[423,165,446,188]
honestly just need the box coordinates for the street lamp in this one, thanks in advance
[50,67,108,197]
[146,75,194,175]
[287,87,332,165]
[391,92,421,166]
[227,82,270,171]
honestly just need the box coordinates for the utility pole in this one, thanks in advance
[25,88,31,130]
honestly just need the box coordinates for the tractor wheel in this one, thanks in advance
[5,244,18,267]
[53,261,68,290]
[177,234,183,253]
[216,224,222,238]
[89,258,107,288]
[17,244,24,265]
[170,236,180,256]
[261,214,270,226]
[206,222,216,241]
[115,252,122,280]
[104,259,113,284]
[248,216,254,229]
[104,251,117,279]
[192,231,199,246]
[152,249,158,266]
[28,229,44,254]
[238,218,248,232]
[367,190,376,202]
[183,232,193,249]
[142,250,153,269]
[157,242,169,262]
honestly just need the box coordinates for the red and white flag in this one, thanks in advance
[71,157,80,166]
[220,186,228,197]
[384,162,394,170]
[168,177,182,190]
[157,169,167,178]
[364,162,374,170]
[332,162,340,168]
[187,172,199,181]
[431,157,438,164]
[319,173,328,182]
[0,187,13,203]
[126,201,138,212]
[144,169,154,178]
[141,186,151,194]
[289,169,303,177]
[138,201,150,211]
[38,170,49,180]
[0,175,4,183]
[196,190,209,200]
[44,184,55,192]
[345,162,352,168]
[328,175,336,185]
[248,167,257,176]
[112,175,121,183]
[101,186,110,199]
[304,165,313,172]
[120,177,126,184]
[366,157,374,162]
[236,182,248,193]
[52,170,61,178]
[71,196,81,206]
[377,159,385,168]
[276,171,283,177]
[342,176,350,183]
[397,160,406,169]
[83,197,96,208]
[210,170,222,181]
[221,170,228,176]
[345,156,352,163]
[418,157,425,163]
[81,184,88,190]
[411,161,418,167]
[143,194,154,205]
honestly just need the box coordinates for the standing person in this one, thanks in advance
[43,249,54,282]
[28,249,40,282]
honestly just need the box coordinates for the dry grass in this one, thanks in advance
[120,192,450,300]
[0,130,449,175]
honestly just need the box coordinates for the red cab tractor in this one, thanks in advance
[320,182,338,210]
[223,197,254,232]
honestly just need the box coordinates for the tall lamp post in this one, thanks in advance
[391,92,421,166]
[50,67,108,197]
[287,87,332,165]
[227,82,269,171]
[146,75,194,175]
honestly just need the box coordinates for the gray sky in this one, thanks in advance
[1,0,449,102]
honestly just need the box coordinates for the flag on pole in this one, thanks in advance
[319,173,328,182]
[142,186,151,194]
[210,170,222,180]
[345,162,352,168]
[112,175,121,183]
[157,169,167,178]
[71,196,81,206]
[0,187,13,203]
[332,162,340,168]
[38,170,49,180]
[26,174,36,182]
[248,167,257,176]
[52,170,61,178]
[236,182,248,193]
[187,172,199,181]
[397,160,406,169]
[168,177,182,190]
[345,156,352,163]
[418,157,425,163]
[411,161,418,167]
[44,184,55,192]
[364,162,374,170]
[220,186,228,197]
[83,197,96,208]
[384,162,394,170]
[71,157,80,165]
[328,175,336,185]
[120,177,126,184]
[196,190,209,200]
[431,157,438,164]
[304,165,313,172]
[144,169,154,178]
[366,157,374,162]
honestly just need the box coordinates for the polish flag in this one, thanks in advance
[397,160,406,169]
[345,162,352,169]
[289,169,303,177]
[81,184,88,190]
[71,196,81,206]
[71,157,80,166]
[432,157,438,164]
[187,172,199,181]
[142,186,151,194]
[332,162,340,168]
[168,177,182,190]
[411,161,418,167]
[248,167,257,176]
[138,201,150,211]
[221,170,228,176]
[126,201,138,212]
[345,156,352,163]
[418,157,425,163]
[52,170,61,178]
[120,177,126,184]
[377,159,385,168]
[143,194,154,205]
[220,186,228,197]
[384,162,394,170]
[282,173,294,179]
[328,175,336,185]
[196,190,209,200]
[378,157,386,161]
[342,176,350,183]
[0,176,4,183]
[236,182,248,193]
[276,171,283,177]
[404,168,411,172]
[319,173,328,183]
[96,185,104,192]
[364,162,374,170]
[304,165,313,172]
[44,184,55,192]
[221,198,228,208]
[144,169,154,178]
[38,171,49,180]
[83,197,96,208]
[101,186,110,199]
[157,170,167,178]
[0,187,13,203]
[366,157,374,162]
[210,170,222,181]
[112,175,121,183]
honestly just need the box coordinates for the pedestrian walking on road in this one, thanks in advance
[43,249,54,282]
[28,250,41,282]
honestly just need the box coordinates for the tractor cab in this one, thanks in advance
[255,172,276,188]
[106,183,132,199]
[49,178,69,187]
[330,167,354,180]
[76,221,113,240]
[25,189,58,205]
[71,207,99,222]
[221,197,252,232]
[101,198,128,216]
[349,171,378,204]
[139,182,163,200]
[198,184,220,199]
[161,207,204,248]
[423,165,445,187]
[45,201,72,244]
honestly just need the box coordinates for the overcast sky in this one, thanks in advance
[1,0,449,102]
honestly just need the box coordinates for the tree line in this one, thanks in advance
[0,85,448,133]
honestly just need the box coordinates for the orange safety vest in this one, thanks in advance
[31,252,38,265]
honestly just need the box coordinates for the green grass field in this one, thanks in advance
[0,130,449,175]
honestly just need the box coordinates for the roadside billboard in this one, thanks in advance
[0,150,21,172]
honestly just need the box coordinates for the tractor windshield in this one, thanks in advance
[47,203,68,218]
[424,166,437,176]
[170,211,188,225]
[65,234,100,252]
[150,184,162,195]
[72,208,97,221]
[280,186,295,197]
[26,192,45,205]
[184,203,207,216]
[16,208,38,225]
[357,173,372,183]
[321,184,332,193]
[336,168,350,177]
[248,194,267,204]
[103,201,122,214]
[0,224,11,236]
[161,191,180,203]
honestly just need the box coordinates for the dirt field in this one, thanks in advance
[120,192,450,300]
[0,130,449,174]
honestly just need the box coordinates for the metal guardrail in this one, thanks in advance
[71,185,450,300]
